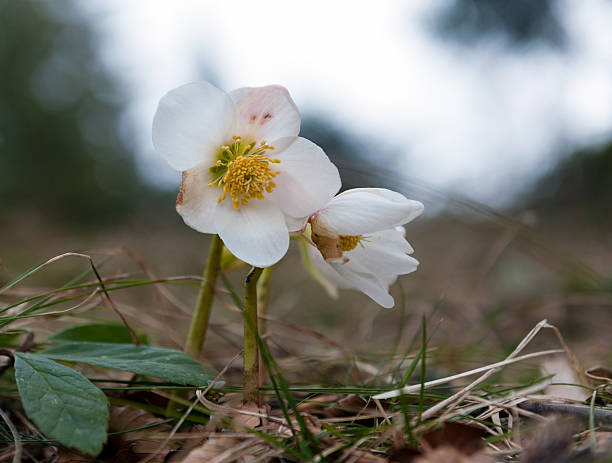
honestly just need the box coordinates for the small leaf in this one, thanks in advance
[41,342,218,386]
[14,353,108,456]
[47,323,146,344]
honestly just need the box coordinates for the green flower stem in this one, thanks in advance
[184,234,224,359]
[256,266,273,335]
[243,266,263,403]
[256,266,273,384]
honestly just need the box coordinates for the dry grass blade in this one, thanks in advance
[373,349,562,399]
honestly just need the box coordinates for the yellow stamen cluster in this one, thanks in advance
[339,235,367,252]
[209,136,280,210]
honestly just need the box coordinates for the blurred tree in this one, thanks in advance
[0,1,149,226]
[434,0,566,49]
[520,142,612,223]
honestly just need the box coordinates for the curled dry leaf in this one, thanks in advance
[586,365,612,385]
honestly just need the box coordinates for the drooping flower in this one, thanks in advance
[152,82,341,267]
[307,188,424,308]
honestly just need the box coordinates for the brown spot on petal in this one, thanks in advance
[176,171,188,207]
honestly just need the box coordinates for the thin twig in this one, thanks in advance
[0,406,21,463]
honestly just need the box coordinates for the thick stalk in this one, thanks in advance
[243,266,263,403]
[256,266,273,335]
[184,234,223,359]
[256,266,273,384]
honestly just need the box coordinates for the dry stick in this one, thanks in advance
[519,400,612,428]
[184,235,224,359]
[0,406,21,463]
[243,267,263,404]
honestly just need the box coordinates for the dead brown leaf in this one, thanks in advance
[340,448,388,463]
[180,437,262,463]
[55,448,96,463]
[412,446,493,463]
[107,406,177,463]
[421,422,486,456]
[519,418,573,463]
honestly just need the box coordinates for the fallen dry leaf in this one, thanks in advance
[180,436,263,463]
[520,418,573,463]
[340,448,387,463]
[421,422,486,456]
[412,446,493,463]
[55,449,96,463]
[107,406,177,463]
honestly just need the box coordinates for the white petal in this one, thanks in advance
[285,215,308,233]
[308,245,352,290]
[369,228,414,254]
[229,86,300,142]
[347,240,419,276]
[175,167,220,233]
[315,188,424,236]
[268,137,341,218]
[331,261,395,308]
[214,200,289,267]
[153,82,234,171]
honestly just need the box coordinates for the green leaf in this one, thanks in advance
[14,353,108,455]
[41,342,218,386]
[47,322,147,344]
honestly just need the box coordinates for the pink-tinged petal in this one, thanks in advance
[153,82,234,171]
[315,188,424,236]
[214,200,289,268]
[175,167,219,233]
[331,261,395,308]
[268,136,341,218]
[229,86,300,142]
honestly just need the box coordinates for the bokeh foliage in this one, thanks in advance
[521,142,612,223]
[434,0,566,48]
[0,1,148,225]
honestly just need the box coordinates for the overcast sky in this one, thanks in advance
[81,0,612,205]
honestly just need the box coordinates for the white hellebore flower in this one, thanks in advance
[308,189,424,308]
[152,82,341,267]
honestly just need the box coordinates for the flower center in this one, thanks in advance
[339,235,367,252]
[209,136,280,210]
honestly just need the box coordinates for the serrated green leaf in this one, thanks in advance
[14,353,108,455]
[47,322,146,344]
[41,342,217,386]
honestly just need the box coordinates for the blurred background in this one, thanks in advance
[1,1,611,374]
